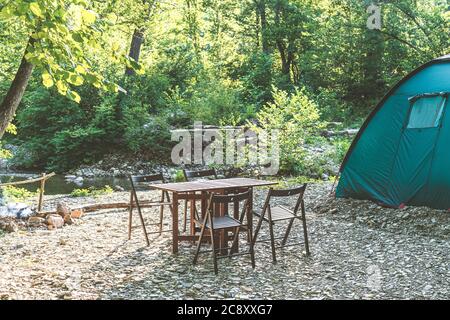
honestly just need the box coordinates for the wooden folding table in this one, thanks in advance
[151,178,278,254]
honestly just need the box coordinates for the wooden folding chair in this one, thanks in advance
[182,169,217,232]
[128,174,173,246]
[252,184,310,263]
[193,191,255,275]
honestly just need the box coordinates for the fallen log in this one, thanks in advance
[321,129,359,138]
[0,172,56,187]
[38,200,169,217]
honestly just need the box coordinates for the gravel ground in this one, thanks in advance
[0,183,448,300]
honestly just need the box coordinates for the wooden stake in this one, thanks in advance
[37,173,46,212]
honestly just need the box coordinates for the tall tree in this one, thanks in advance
[125,0,159,76]
[0,0,138,139]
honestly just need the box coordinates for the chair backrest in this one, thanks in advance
[183,169,217,181]
[264,184,307,214]
[206,190,251,218]
[130,173,166,191]
[268,184,307,198]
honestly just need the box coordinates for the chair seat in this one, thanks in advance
[196,216,242,230]
[255,206,296,222]
[271,206,297,221]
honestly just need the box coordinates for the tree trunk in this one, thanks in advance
[125,28,145,76]
[274,1,293,83]
[0,37,34,139]
[256,0,269,54]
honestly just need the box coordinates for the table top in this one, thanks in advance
[151,177,278,193]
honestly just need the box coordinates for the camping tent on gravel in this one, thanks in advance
[336,54,450,209]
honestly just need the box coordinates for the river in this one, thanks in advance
[0,172,131,195]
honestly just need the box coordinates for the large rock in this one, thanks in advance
[0,220,19,233]
[0,206,8,217]
[56,202,73,225]
[0,203,34,219]
[28,216,46,226]
[56,202,71,218]
[71,209,84,219]
[46,214,64,229]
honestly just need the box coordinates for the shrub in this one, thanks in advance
[122,104,174,160]
[171,170,186,182]
[2,186,37,203]
[249,86,325,175]
[70,188,91,198]
[331,137,352,164]
[172,77,250,125]
[0,124,16,159]
[70,185,114,198]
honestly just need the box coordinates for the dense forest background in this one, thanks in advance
[0,0,448,176]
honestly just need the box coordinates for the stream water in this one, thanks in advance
[0,171,131,195]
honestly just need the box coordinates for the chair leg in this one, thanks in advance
[301,201,310,256]
[193,216,208,265]
[183,199,188,233]
[252,210,266,248]
[203,210,218,275]
[135,199,150,246]
[128,192,134,240]
[159,192,165,235]
[282,218,295,246]
[229,225,241,257]
[247,225,255,269]
[267,214,277,264]
[210,226,218,275]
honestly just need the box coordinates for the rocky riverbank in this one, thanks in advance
[0,182,448,300]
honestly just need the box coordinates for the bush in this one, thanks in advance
[236,53,274,110]
[249,86,324,175]
[331,137,352,164]
[0,124,16,159]
[171,170,186,182]
[167,76,251,126]
[122,103,174,160]
[2,186,37,203]
[70,185,114,198]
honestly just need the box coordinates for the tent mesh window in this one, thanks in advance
[407,95,446,129]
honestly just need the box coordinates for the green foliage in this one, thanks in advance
[122,104,174,160]
[175,77,251,125]
[171,170,186,182]
[11,85,118,171]
[0,124,16,159]
[0,0,137,103]
[249,86,324,175]
[237,53,274,109]
[331,137,352,165]
[70,185,114,198]
[0,0,448,178]
[1,186,37,202]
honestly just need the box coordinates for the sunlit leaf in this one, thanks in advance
[81,9,96,25]
[69,74,84,86]
[29,2,44,18]
[66,90,81,103]
[42,73,54,88]
[56,80,68,95]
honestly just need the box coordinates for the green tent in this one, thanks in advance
[337,54,450,209]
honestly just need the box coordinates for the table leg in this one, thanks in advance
[201,191,207,218]
[172,192,179,254]
[216,189,228,255]
[248,187,254,243]
[190,194,195,237]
